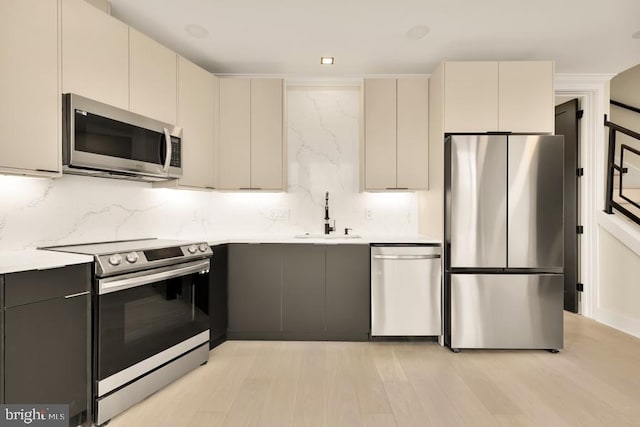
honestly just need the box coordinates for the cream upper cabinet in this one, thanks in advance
[442,61,554,133]
[0,0,60,175]
[498,61,554,133]
[219,78,251,189]
[364,79,397,189]
[167,57,216,189]
[61,0,129,110]
[443,61,499,133]
[218,78,285,190]
[363,78,429,190]
[251,79,284,190]
[397,78,429,189]
[129,29,177,125]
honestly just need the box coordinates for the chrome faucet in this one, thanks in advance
[324,191,335,234]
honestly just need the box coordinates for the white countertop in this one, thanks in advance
[207,235,441,246]
[0,236,440,274]
[0,250,94,275]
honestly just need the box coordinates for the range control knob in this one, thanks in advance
[188,245,198,254]
[198,244,208,252]
[108,254,122,266]
[125,252,139,264]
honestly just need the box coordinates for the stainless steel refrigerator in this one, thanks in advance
[444,134,564,351]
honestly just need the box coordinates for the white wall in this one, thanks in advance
[594,64,640,338]
[597,228,640,335]
[0,86,420,250]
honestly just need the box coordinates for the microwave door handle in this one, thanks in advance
[163,128,172,173]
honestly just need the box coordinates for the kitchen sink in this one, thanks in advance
[294,233,362,239]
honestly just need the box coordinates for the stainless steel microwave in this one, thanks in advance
[62,93,182,181]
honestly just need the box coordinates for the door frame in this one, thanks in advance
[554,73,614,319]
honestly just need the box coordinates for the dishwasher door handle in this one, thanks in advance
[373,254,440,260]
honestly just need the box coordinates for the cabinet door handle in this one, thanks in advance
[65,291,90,299]
[373,254,440,260]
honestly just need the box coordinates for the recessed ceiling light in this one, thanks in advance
[407,25,430,40]
[633,30,640,39]
[320,57,335,65]
[184,24,209,39]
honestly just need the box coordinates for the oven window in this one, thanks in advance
[98,271,209,380]
[75,111,166,165]
[124,282,194,344]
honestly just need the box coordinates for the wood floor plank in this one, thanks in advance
[188,411,227,427]
[361,413,398,427]
[223,378,271,427]
[107,313,640,427]
[371,343,408,381]
[292,344,328,427]
[383,380,432,427]
[455,354,524,416]
[326,344,362,427]
[258,342,303,427]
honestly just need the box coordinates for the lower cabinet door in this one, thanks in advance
[450,274,563,349]
[325,245,370,340]
[227,244,282,336]
[4,294,89,418]
[209,244,228,347]
[282,244,325,338]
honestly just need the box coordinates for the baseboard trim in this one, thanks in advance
[594,307,640,339]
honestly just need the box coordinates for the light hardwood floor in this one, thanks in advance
[108,312,640,427]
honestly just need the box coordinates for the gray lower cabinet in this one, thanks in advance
[228,244,282,338]
[325,245,370,340]
[227,243,370,341]
[282,244,325,339]
[2,264,91,426]
[209,244,228,348]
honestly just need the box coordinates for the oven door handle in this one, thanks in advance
[98,260,209,295]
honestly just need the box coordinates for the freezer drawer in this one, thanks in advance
[450,274,563,349]
[371,245,441,336]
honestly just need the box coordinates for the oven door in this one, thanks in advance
[96,259,209,396]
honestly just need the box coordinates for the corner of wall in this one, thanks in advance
[418,63,444,239]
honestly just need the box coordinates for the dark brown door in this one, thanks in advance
[555,99,580,313]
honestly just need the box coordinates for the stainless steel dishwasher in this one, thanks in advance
[371,244,442,336]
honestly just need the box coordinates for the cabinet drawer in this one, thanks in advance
[5,263,91,307]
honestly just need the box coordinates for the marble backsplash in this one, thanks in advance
[0,86,419,250]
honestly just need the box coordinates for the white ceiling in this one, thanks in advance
[110,0,640,76]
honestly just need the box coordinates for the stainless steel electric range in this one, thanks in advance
[45,239,212,426]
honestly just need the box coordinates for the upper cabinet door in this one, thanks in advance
[129,29,177,125]
[444,62,499,133]
[176,57,215,189]
[251,79,284,190]
[397,78,429,189]
[219,78,251,189]
[499,61,554,133]
[0,0,60,174]
[61,0,129,110]
[364,79,397,189]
